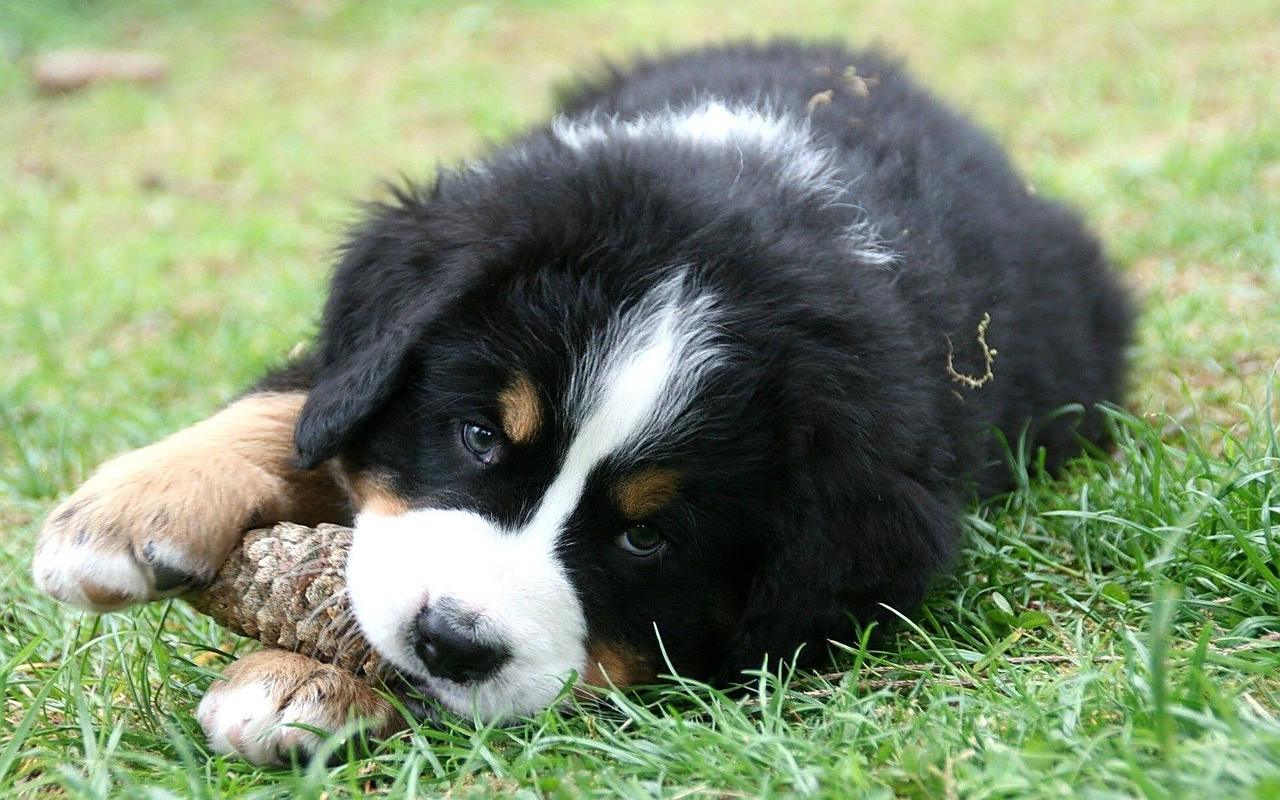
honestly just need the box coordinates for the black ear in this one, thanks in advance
[714,470,957,686]
[293,190,485,469]
[294,324,419,469]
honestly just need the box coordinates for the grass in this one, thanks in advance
[1,0,1278,796]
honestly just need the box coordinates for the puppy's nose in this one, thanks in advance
[413,602,510,684]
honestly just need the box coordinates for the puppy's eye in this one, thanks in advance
[615,524,665,557]
[460,422,503,463]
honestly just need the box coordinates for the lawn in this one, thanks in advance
[1,0,1278,797]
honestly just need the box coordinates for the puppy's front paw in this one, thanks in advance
[197,650,398,766]
[31,393,325,613]
[32,441,256,611]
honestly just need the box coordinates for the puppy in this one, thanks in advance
[32,40,1132,764]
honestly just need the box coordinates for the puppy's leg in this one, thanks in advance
[32,390,348,612]
[197,649,400,766]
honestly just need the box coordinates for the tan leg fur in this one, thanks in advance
[197,649,400,766]
[31,392,348,611]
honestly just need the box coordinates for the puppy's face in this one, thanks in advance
[338,273,773,718]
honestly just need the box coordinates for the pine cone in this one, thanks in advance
[185,523,383,678]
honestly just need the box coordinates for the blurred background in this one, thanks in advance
[2,1,1277,487]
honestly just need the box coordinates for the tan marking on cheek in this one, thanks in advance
[497,373,543,444]
[349,474,410,517]
[614,468,681,520]
[581,641,654,689]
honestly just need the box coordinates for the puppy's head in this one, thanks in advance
[319,268,767,718]
[296,110,955,718]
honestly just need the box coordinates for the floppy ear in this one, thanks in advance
[714,468,958,686]
[293,194,485,469]
[294,325,420,469]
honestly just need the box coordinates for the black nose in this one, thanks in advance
[413,602,510,685]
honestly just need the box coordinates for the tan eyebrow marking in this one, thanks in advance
[498,372,543,444]
[613,468,681,520]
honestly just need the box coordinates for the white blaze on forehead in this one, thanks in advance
[552,99,898,266]
[346,273,725,720]
[527,273,723,541]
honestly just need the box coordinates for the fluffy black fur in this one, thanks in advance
[264,40,1132,688]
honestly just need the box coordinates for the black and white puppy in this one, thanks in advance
[34,40,1132,762]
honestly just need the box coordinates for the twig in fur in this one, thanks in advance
[945,312,998,389]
